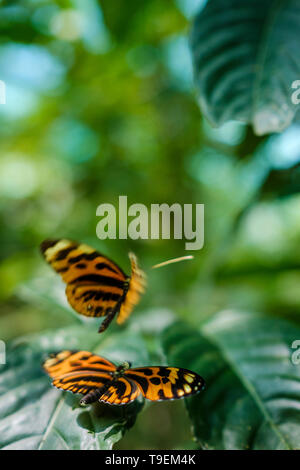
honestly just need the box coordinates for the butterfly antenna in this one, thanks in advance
[152,255,194,269]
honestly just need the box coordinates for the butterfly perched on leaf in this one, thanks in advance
[40,239,146,333]
[43,350,205,405]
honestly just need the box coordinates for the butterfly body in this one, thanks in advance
[43,351,205,406]
[40,239,146,332]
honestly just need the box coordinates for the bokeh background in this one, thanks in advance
[1,0,300,449]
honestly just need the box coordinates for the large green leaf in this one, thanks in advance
[0,326,148,450]
[191,0,300,135]
[161,311,300,449]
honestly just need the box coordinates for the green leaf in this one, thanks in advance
[0,326,148,450]
[161,311,300,449]
[190,0,300,135]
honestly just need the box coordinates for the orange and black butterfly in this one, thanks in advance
[40,239,146,333]
[43,351,205,405]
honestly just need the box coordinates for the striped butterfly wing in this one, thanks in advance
[98,377,141,405]
[124,367,205,401]
[40,239,138,331]
[43,350,116,395]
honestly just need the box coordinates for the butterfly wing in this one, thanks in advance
[116,252,147,325]
[43,350,116,395]
[98,377,141,405]
[125,367,205,401]
[40,239,128,320]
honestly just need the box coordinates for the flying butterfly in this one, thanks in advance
[40,239,146,332]
[43,350,205,406]
[41,238,193,333]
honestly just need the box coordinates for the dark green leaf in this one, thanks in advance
[161,311,300,449]
[191,0,300,135]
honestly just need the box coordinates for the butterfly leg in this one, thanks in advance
[98,307,118,333]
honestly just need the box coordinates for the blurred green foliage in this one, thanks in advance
[190,0,300,135]
[1,0,300,449]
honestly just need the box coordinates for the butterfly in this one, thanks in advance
[43,350,205,406]
[40,239,146,333]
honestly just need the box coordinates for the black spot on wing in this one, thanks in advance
[76,263,87,269]
[157,368,171,378]
[150,377,160,385]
